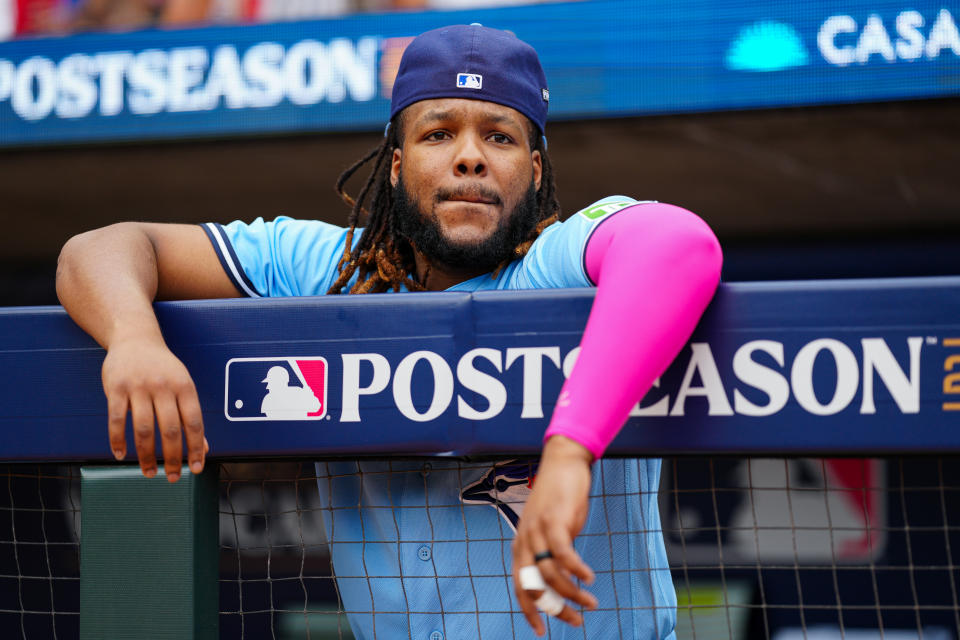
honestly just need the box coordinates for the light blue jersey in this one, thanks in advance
[204,196,677,640]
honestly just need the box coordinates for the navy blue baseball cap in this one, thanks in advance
[389,24,550,134]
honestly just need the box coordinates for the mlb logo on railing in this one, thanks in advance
[664,458,885,563]
[224,357,327,421]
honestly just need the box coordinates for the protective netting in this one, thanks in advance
[1,457,958,639]
[664,458,960,640]
[0,466,81,639]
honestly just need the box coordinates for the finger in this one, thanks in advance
[129,391,157,478]
[176,384,205,475]
[519,562,583,629]
[515,578,546,635]
[512,538,546,636]
[540,530,597,610]
[547,526,595,585]
[538,560,589,613]
[106,390,129,461]
[525,531,585,625]
[551,602,582,627]
[154,392,183,482]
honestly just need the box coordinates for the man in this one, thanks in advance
[56,24,722,639]
[259,365,321,419]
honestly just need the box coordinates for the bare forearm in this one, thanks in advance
[56,223,165,350]
[56,221,225,482]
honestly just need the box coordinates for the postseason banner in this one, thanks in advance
[0,0,958,147]
[0,278,959,462]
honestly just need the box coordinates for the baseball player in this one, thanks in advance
[56,25,722,639]
[259,365,322,419]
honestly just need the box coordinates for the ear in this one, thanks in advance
[531,149,542,192]
[390,147,402,187]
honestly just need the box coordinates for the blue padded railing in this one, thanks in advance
[1,276,958,462]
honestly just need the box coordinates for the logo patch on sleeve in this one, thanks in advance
[578,200,637,221]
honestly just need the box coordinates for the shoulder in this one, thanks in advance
[509,196,651,289]
[205,216,362,297]
[218,216,352,246]
[534,196,655,245]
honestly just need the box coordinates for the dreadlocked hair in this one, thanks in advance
[327,116,560,295]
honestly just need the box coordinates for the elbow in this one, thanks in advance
[633,204,723,301]
[632,203,723,290]
[629,207,723,317]
[666,211,723,310]
[56,223,145,304]
[682,213,723,293]
[58,227,98,262]
[56,232,88,304]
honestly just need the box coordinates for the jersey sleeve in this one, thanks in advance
[513,196,648,289]
[200,217,355,298]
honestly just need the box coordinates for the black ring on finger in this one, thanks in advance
[533,550,553,562]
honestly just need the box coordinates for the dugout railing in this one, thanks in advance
[1,279,958,639]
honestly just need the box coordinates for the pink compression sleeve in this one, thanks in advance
[543,203,723,459]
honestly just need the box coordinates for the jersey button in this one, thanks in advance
[421,463,432,478]
[417,545,432,561]
[429,632,444,640]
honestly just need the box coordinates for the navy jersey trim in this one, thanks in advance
[200,223,262,298]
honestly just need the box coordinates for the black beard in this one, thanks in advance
[393,174,540,274]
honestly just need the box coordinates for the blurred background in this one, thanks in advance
[1,0,958,306]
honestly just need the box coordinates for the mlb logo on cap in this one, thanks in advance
[224,357,327,421]
[456,73,483,89]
